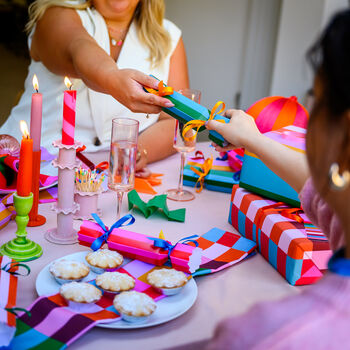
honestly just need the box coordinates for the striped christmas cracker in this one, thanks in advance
[183,157,239,193]
[62,90,76,145]
[228,185,332,285]
[145,76,229,147]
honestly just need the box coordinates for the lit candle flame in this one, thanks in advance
[32,74,39,92]
[20,120,30,139]
[64,76,72,90]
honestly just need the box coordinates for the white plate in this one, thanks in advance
[36,251,198,329]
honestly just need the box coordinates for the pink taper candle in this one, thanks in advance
[62,77,76,145]
[30,75,42,152]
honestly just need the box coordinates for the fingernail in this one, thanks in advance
[165,101,174,107]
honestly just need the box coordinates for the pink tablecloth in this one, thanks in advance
[0,143,300,350]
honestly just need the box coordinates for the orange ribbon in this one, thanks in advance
[255,202,304,229]
[182,101,226,142]
[144,80,174,97]
[190,155,213,193]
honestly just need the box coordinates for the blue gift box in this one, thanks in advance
[239,125,306,207]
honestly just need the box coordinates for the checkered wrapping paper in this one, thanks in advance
[228,185,332,285]
[0,256,18,348]
[10,259,169,350]
[183,157,239,193]
[191,228,257,276]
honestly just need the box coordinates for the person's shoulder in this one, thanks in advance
[163,18,181,40]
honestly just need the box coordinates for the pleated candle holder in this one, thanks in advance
[45,140,81,245]
[74,189,102,220]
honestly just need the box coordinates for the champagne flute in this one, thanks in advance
[165,89,201,201]
[108,118,139,219]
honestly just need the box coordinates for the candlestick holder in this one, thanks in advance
[0,192,43,261]
[28,150,46,226]
[45,140,81,245]
[74,189,102,220]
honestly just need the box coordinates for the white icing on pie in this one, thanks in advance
[85,249,123,269]
[60,282,102,303]
[113,291,156,317]
[49,259,90,280]
[95,272,135,292]
[147,268,187,289]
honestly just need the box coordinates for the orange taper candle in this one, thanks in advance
[17,120,33,197]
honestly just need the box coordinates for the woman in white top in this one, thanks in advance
[1,0,189,170]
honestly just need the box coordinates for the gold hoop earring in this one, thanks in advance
[329,163,350,191]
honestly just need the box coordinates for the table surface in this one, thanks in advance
[1,142,301,350]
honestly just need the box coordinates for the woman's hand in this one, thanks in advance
[135,146,148,172]
[208,109,309,193]
[206,109,261,152]
[109,69,175,114]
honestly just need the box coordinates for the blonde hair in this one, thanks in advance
[26,0,171,68]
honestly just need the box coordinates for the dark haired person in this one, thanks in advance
[204,9,350,349]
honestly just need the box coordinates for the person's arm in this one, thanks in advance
[136,37,189,170]
[30,6,173,114]
[206,109,309,193]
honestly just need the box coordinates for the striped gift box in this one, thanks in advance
[183,157,239,193]
[0,256,18,347]
[240,125,306,207]
[145,76,229,147]
[228,185,332,285]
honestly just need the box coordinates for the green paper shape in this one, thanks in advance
[128,190,185,222]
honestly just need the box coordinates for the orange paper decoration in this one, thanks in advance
[247,96,309,134]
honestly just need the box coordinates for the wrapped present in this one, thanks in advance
[247,95,308,133]
[228,185,332,285]
[239,125,306,207]
[227,149,244,172]
[78,215,202,274]
[144,79,229,147]
[183,152,239,193]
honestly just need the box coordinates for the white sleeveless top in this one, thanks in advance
[1,8,181,153]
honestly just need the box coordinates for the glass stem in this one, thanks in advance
[116,191,124,220]
[177,152,186,194]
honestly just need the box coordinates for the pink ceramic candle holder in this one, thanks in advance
[45,140,82,245]
[74,189,102,220]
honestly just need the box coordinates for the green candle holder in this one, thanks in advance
[0,193,43,261]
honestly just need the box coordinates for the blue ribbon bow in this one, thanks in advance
[147,234,199,259]
[90,213,135,251]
